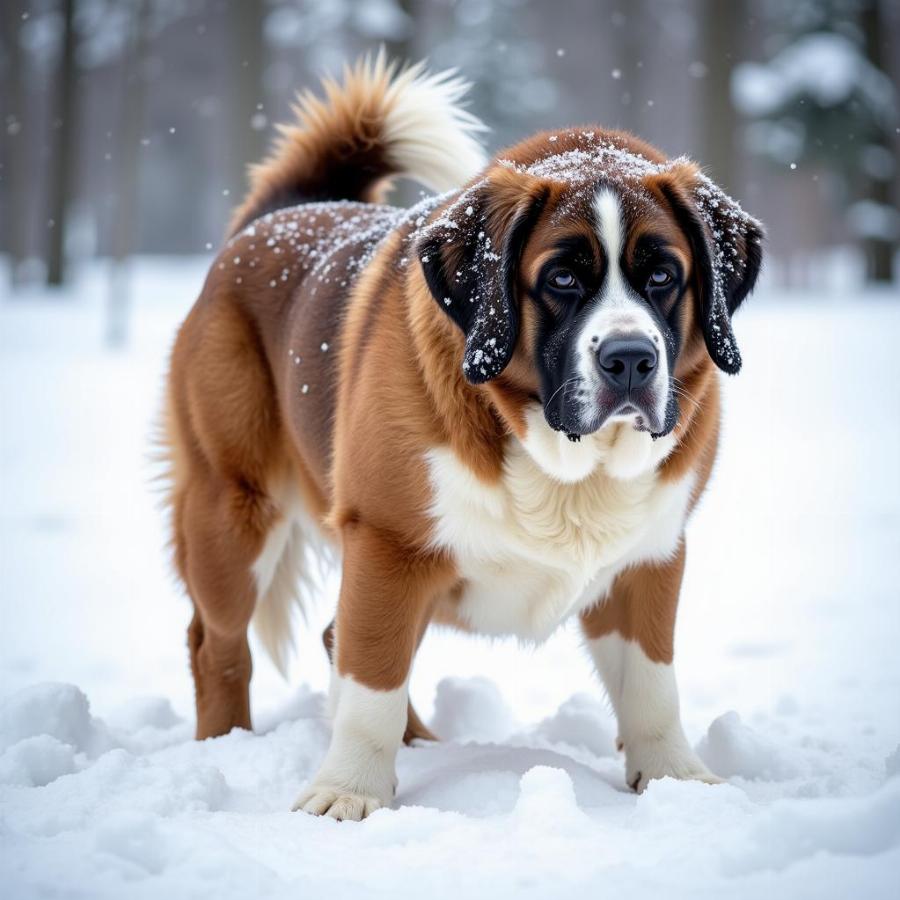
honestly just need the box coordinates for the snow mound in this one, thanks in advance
[530,692,617,757]
[0,734,77,787]
[696,710,798,781]
[1,682,898,897]
[0,682,114,758]
[397,740,620,817]
[725,777,900,875]
[512,765,590,829]
[9,747,229,837]
[629,771,751,832]
[429,676,517,742]
[107,696,182,733]
[93,811,172,878]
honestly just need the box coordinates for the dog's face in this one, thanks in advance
[419,131,763,441]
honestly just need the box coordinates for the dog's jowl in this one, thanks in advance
[163,53,763,820]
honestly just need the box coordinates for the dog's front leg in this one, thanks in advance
[580,541,721,793]
[294,519,452,821]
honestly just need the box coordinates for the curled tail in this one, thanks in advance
[229,51,488,236]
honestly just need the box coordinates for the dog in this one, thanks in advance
[163,53,763,821]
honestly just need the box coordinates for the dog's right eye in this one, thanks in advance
[548,269,578,291]
[647,268,673,288]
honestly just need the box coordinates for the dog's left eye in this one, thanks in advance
[549,269,578,290]
[647,269,672,288]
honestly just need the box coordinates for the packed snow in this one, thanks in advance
[1,258,899,898]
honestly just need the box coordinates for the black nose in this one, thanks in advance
[597,335,658,391]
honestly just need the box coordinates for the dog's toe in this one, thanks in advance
[293,787,336,815]
[293,786,383,821]
[326,793,382,821]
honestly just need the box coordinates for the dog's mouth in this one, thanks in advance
[550,388,665,440]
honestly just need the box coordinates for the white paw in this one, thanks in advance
[623,734,723,793]
[292,784,385,821]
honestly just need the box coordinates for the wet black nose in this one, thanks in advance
[597,335,658,391]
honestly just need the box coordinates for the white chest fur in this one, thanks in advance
[426,418,694,642]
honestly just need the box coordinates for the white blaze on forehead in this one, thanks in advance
[592,187,636,314]
[595,188,624,278]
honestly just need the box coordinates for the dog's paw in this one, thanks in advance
[623,734,723,793]
[292,784,384,821]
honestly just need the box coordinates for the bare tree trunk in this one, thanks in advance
[107,0,151,346]
[228,1,266,206]
[2,0,30,288]
[860,0,895,283]
[699,0,742,197]
[45,0,77,286]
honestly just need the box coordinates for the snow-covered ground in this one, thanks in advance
[1,258,899,899]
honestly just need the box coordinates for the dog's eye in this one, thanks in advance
[549,269,578,290]
[647,269,672,288]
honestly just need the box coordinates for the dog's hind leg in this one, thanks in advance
[176,471,274,738]
[165,296,289,739]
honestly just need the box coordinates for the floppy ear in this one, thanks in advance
[417,168,549,383]
[652,164,764,374]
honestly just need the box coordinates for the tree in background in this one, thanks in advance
[428,0,554,150]
[699,0,743,197]
[733,0,898,282]
[45,0,78,286]
[228,1,267,204]
[107,0,151,346]
[858,0,897,281]
[2,0,896,290]
[1,0,30,288]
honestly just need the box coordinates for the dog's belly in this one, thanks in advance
[426,443,694,642]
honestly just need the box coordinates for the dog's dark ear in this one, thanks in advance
[417,168,549,383]
[651,164,764,374]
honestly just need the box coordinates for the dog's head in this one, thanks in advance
[417,131,763,463]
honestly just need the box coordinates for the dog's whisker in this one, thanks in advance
[546,376,581,407]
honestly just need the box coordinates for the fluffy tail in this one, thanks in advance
[229,51,488,236]
[250,509,336,679]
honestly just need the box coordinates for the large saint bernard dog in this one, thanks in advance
[164,54,763,821]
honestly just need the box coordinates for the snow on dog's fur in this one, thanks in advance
[163,52,763,819]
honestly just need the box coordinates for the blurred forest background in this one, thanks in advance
[1,0,898,317]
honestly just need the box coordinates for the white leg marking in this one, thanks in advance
[588,634,721,792]
[294,672,408,820]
